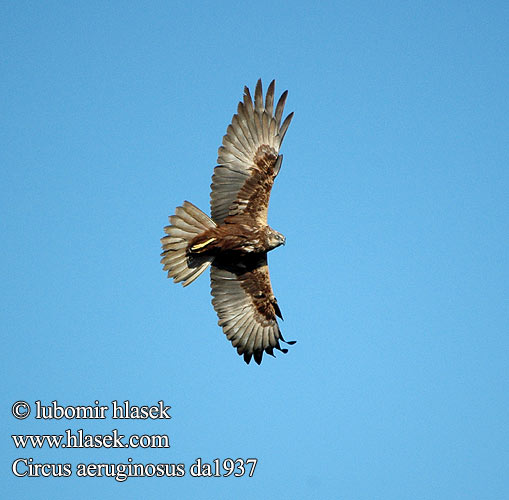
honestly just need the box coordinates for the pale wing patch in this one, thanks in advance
[190,237,216,251]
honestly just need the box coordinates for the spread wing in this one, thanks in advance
[210,79,293,225]
[210,255,293,364]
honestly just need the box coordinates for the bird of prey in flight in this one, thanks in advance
[161,79,295,364]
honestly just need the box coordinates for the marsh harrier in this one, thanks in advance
[161,79,294,364]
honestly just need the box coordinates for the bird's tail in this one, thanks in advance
[161,201,217,287]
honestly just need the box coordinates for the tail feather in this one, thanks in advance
[161,201,216,287]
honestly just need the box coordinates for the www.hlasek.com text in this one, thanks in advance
[12,428,170,449]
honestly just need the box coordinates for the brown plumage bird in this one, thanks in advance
[161,79,295,364]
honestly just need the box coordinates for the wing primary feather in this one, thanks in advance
[253,349,263,365]
[252,324,263,353]
[230,115,251,151]
[262,327,269,352]
[236,103,257,148]
[261,112,270,144]
[279,330,297,345]
[265,80,275,115]
[242,90,258,142]
[224,125,250,159]
[254,112,264,144]
[254,79,263,113]
[278,112,294,145]
[275,90,288,127]
[273,155,283,177]
[243,86,253,110]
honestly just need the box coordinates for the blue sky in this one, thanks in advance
[2,1,508,498]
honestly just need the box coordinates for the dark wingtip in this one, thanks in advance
[274,301,283,320]
[253,350,263,365]
[279,331,296,345]
[243,86,252,104]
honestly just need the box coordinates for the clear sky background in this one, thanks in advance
[2,1,508,499]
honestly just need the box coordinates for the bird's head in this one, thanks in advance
[267,228,286,250]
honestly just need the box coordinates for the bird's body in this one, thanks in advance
[161,79,294,364]
[189,220,285,256]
